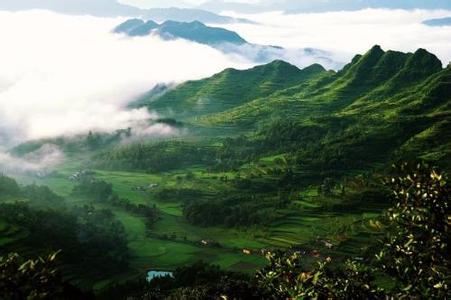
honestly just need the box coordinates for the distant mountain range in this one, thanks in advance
[115,19,246,45]
[0,0,250,24]
[199,0,451,14]
[423,17,451,27]
[114,19,339,69]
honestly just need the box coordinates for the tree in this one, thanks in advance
[0,252,86,299]
[375,162,450,298]
[256,162,450,299]
[256,251,381,299]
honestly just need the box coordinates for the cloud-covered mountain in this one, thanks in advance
[0,0,250,23]
[114,19,340,69]
[115,19,247,45]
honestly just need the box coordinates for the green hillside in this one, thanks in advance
[141,60,328,119]
[196,46,445,126]
[131,45,450,172]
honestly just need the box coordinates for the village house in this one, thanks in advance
[242,248,252,255]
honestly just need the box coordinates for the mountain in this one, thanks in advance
[115,19,246,45]
[139,60,328,118]
[195,46,445,124]
[0,0,250,24]
[137,46,450,168]
[423,17,451,27]
[114,19,340,69]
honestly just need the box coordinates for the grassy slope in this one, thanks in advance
[143,61,328,119]
[199,46,446,126]
[191,47,450,169]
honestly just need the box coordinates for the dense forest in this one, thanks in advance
[0,176,129,274]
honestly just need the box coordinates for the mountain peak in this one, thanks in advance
[142,59,326,117]
[302,63,326,73]
[113,18,144,33]
[261,60,301,74]
[268,59,295,67]
[365,45,385,58]
[393,48,443,81]
[341,45,386,79]
[412,48,441,63]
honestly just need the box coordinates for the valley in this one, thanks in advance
[8,152,383,291]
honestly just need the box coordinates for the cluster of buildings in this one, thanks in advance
[132,183,159,191]
[68,169,94,181]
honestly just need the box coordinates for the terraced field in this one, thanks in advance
[15,158,383,280]
[0,220,28,247]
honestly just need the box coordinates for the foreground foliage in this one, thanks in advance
[256,163,450,299]
[0,252,87,300]
[376,162,449,298]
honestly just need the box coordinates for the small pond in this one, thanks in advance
[147,270,173,282]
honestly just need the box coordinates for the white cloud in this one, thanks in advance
[218,9,451,64]
[0,144,64,174]
[0,10,251,145]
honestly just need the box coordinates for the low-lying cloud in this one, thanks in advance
[219,9,451,64]
[0,10,251,146]
[0,144,64,175]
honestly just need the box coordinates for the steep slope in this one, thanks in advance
[143,61,328,118]
[311,46,441,107]
[95,46,450,177]
[197,46,445,127]
[343,48,444,112]
[94,46,450,173]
